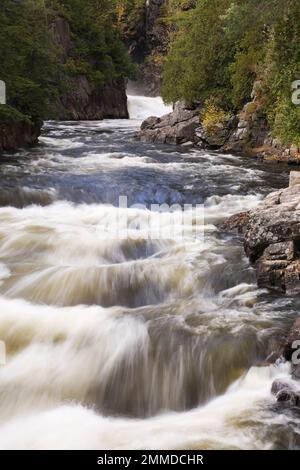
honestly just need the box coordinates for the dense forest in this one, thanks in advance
[162,0,300,147]
[1,0,300,148]
[0,0,133,126]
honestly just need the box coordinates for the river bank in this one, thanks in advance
[222,172,300,407]
[222,171,300,295]
[137,90,300,164]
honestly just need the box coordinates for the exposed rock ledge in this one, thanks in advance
[137,81,300,162]
[223,171,300,295]
[137,101,200,145]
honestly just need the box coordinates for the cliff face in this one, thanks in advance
[55,76,128,121]
[125,0,169,96]
[50,15,129,120]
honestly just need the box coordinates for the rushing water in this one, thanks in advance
[0,97,300,450]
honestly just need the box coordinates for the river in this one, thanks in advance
[0,96,299,449]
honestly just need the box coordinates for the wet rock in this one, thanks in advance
[221,174,300,294]
[277,389,300,406]
[220,211,251,234]
[137,102,200,145]
[269,318,300,407]
[271,379,291,395]
[271,379,300,406]
[293,365,300,380]
[242,174,300,293]
[265,335,285,363]
[196,123,231,148]
[141,116,161,130]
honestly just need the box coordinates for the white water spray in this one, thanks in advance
[127,95,172,120]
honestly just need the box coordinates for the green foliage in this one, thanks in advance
[162,0,300,145]
[201,98,230,133]
[50,0,134,84]
[264,1,300,146]
[0,105,32,126]
[0,0,134,124]
[0,0,59,121]
[162,0,233,108]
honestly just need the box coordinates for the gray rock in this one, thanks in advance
[220,211,251,234]
[140,116,161,130]
[196,123,230,148]
[271,379,300,406]
[271,379,291,395]
[222,174,300,294]
[277,389,300,406]
[137,105,200,145]
[290,171,300,188]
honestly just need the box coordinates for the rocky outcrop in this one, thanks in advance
[56,77,129,121]
[223,172,300,295]
[0,120,41,153]
[223,81,300,163]
[50,15,128,120]
[196,115,238,149]
[222,81,269,154]
[138,79,300,162]
[271,378,300,406]
[137,102,199,145]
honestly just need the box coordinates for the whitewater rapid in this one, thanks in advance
[0,100,299,449]
[128,95,172,120]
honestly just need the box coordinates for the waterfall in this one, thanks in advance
[127,95,172,120]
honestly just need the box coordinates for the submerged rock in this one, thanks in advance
[271,379,300,406]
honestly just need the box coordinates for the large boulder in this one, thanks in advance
[222,172,300,295]
[242,173,300,294]
[137,102,200,145]
[271,379,300,406]
[196,123,231,148]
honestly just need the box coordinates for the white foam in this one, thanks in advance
[127,95,172,120]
